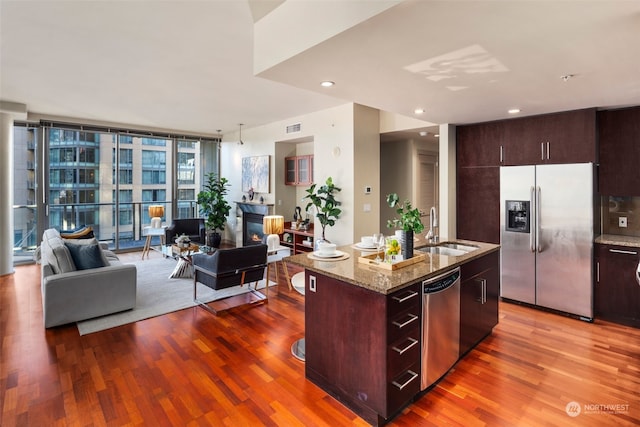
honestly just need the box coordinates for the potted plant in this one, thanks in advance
[386,193,425,259]
[303,177,342,245]
[197,172,231,248]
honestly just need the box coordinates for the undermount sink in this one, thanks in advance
[418,242,479,257]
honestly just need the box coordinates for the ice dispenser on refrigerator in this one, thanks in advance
[505,200,530,233]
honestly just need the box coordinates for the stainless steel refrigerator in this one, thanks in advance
[500,163,594,319]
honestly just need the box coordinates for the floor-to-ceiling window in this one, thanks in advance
[12,124,38,264]
[12,121,219,264]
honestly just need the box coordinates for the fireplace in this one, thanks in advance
[236,201,274,247]
[243,212,265,246]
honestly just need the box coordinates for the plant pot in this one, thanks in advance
[400,230,414,259]
[208,232,222,248]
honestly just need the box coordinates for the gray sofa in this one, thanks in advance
[40,228,137,328]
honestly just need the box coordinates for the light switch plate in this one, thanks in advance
[619,216,628,228]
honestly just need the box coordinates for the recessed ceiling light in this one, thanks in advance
[414,108,425,114]
[320,81,335,87]
[508,108,521,114]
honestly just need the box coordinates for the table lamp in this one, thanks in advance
[263,215,284,251]
[148,205,164,228]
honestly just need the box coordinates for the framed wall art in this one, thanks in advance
[242,155,270,193]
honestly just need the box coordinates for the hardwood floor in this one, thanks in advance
[2,251,639,426]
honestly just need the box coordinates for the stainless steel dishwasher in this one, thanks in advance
[421,267,461,390]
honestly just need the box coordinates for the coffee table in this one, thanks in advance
[166,244,204,279]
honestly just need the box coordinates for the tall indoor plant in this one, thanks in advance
[386,193,425,259]
[304,177,342,245]
[197,172,231,248]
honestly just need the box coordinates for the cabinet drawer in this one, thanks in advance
[388,326,421,378]
[387,364,421,416]
[387,309,420,342]
[388,285,420,318]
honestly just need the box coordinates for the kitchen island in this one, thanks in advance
[285,240,500,426]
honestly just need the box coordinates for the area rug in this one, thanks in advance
[77,257,274,335]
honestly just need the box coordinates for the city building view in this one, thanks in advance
[12,123,219,264]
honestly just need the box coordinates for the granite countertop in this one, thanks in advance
[595,234,640,248]
[284,240,500,295]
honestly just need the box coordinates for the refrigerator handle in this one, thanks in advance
[541,143,544,161]
[530,186,536,252]
[536,186,542,253]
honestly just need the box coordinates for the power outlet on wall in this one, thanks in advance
[619,216,628,228]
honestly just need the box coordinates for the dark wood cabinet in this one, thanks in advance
[457,121,504,167]
[595,243,640,328]
[459,251,500,356]
[501,108,597,165]
[457,108,596,168]
[598,106,640,196]
[285,155,313,186]
[305,274,421,426]
[456,167,500,244]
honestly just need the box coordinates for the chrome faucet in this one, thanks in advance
[426,206,438,243]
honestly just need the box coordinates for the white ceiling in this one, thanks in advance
[1,1,639,138]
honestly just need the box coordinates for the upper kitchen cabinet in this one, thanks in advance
[285,155,313,186]
[457,108,596,167]
[501,108,597,165]
[598,106,640,196]
[457,122,504,167]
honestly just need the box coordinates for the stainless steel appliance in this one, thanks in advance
[500,163,594,319]
[421,268,460,390]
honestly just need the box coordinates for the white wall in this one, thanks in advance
[353,104,380,239]
[220,103,356,246]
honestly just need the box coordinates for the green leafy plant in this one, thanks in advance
[386,193,425,233]
[304,177,342,240]
[197,173,231,234]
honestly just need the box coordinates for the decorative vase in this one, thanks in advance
[401,230,414,259]
[208,232,222,248]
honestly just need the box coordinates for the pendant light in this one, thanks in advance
[238,123,244,145]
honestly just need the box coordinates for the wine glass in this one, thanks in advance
[373,233,384,263]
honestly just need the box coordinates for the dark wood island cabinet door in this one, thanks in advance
[598,106,640,196]
[459,250,500,356]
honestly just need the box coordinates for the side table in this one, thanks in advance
[142,226,166,259]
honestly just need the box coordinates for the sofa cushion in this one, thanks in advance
[42,229,76,274]
[64,241,106,270]
[64,237,111,266]
[60,226,95,239]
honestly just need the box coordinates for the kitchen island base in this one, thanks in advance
[296,245,500,426]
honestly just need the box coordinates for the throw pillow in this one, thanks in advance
[63,237,111,266]
[64,242,106,270]
[60,226,94,239]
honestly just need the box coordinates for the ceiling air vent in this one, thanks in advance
[286,123,301,134]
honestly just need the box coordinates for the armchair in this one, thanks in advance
[192,244,268,314]
[165,218,206,245]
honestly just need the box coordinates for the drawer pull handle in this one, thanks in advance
[392,314,418,329]
[392,291,418,303]
[392,370,419,391]
[609,249,638,255]
[392,338,418,355]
